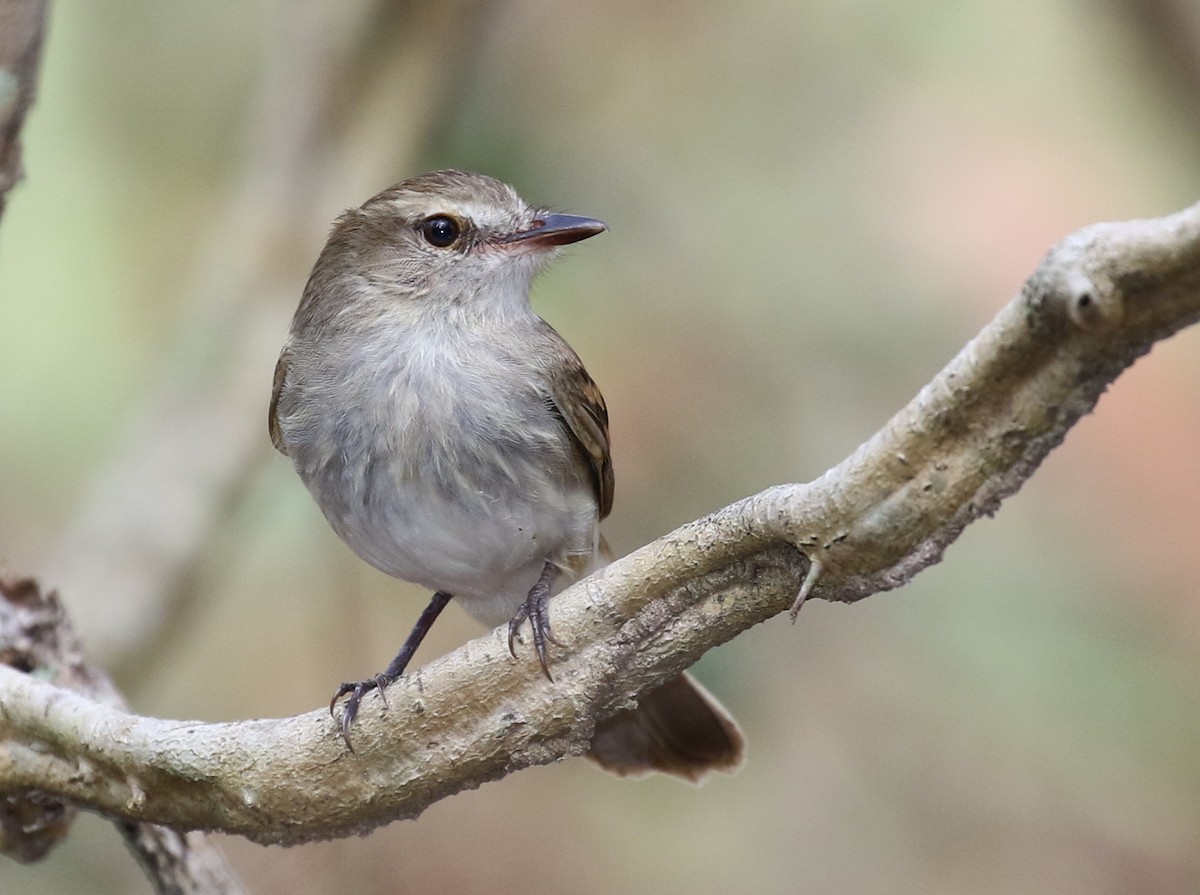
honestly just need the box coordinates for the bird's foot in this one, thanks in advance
[328,590,453,751]
[329,673,394,751]
[507,563,562,679]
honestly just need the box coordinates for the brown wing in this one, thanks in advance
[546,347,614,519]
[267,348,290,455]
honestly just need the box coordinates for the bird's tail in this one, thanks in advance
[588,671,745,783]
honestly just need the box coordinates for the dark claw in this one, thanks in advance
[373,673,391,710]
[330,678,383,751]
[507,603,529,658]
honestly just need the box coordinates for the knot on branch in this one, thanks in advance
[1064,270,1123,332]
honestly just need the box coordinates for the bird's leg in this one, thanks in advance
[507,562,562,680]
[330,589,453,750]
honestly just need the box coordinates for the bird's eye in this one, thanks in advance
[419,215,461,248]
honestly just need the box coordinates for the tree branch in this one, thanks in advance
[0,577,247,892]
[2,200,1199,846]
[0,0,47,221]
[746,200,1200,603]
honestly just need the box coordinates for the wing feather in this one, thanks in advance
[267,348,290,455]
[542,333,614,519]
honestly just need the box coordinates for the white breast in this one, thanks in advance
[286,322,600,627]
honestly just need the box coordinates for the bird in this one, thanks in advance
[269,169,743,781]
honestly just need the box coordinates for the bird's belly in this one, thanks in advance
[317,456,598,626]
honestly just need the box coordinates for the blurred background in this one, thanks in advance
[2,0,1200,892]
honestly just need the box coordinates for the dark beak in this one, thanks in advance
[502,213,607,248]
